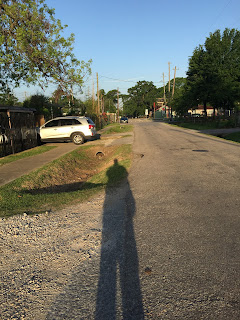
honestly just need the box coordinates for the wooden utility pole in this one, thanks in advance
[168,62,171,93]
[163,72,166,103]
[96,72,100,115]
[172,66,177,97]
[92,76,95,113]
[117,88,119,122]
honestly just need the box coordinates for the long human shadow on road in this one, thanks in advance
[95,159,144,319]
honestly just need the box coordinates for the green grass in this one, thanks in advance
[102,123,133,134]
[171,119,238,131]
[170,122,240,143]
[0,144,132,218]
[223,132,240,143]
[172,122,219,130]
[0,145,56,167]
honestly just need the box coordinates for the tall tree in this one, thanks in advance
[105,89,118,113]
[186,28,240,115]
[125,81,159,116]
[205,29,240,112]
[0,0,91,95]
[0,91,20,106]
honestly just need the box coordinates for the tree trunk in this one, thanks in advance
[204,102,207,117]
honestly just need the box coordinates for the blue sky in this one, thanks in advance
[14,0,240,101]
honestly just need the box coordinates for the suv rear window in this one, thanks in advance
[72,119,82,125]
[60,119,74,126]
[86,118,95,125]
[60,119,82,126]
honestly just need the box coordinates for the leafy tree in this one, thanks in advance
[186,28,240,116]
[0,0,91,95]
[186,45,211,115]
[169,78,185,113]
[124,81,159,116]
[205,29,240,113]
[0,91,20,106]
[23,94,61,120]
[105,89,118,113]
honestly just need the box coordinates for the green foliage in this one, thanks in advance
[0,91,20,106]
[23,94,60,119]
[123,81,161,117]
[185,28,240,114]
[0,0,91,95]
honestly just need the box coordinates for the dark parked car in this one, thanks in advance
[120,117,128,123]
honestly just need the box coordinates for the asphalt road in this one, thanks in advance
[46,120,240,319]
[128,120,240,319]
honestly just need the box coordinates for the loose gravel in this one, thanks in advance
[0,192,105,320]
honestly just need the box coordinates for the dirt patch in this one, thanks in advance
[20,145,120,194]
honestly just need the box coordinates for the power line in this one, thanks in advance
[99,75,142,83]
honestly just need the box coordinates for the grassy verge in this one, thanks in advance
[223,132,240,143]
[169,122,240,143]
[170,119,238,130]
[0,144,132,218]
[0,145,56,167]
[172,122,221,130]
[102,123,133,134]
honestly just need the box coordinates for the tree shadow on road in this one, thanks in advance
[95,159,144,319]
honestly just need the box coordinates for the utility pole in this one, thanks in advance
[96,72,100,115]
[172,66,177,97]
[163,72,166,118]
[168,62,171,93]
[117,88,119,122]
[92,75,95,113]
[163,72,166,103]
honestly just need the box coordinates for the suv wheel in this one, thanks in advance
[71,132,85,145]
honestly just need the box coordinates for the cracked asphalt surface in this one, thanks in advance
[1,120,240,319]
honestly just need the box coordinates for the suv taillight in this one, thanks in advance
[89,124,94,129]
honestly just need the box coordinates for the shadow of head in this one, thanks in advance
[106,158,128,185]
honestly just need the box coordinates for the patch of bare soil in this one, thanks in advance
[21,145,118,194]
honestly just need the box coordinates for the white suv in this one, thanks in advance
[38,116,96,145]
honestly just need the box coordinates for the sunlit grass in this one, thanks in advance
[0,145,56,166]
[0,144,132,217]
[102,123,133,134]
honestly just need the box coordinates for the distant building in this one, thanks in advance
[188,105,217,117]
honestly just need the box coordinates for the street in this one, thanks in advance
[1,120,239,319]
[128,120,240,319]
[47,120,240,319]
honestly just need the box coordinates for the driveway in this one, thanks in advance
[0,143,80,186]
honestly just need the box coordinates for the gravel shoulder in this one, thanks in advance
[0,129,134,319]
[0,193,105,319]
